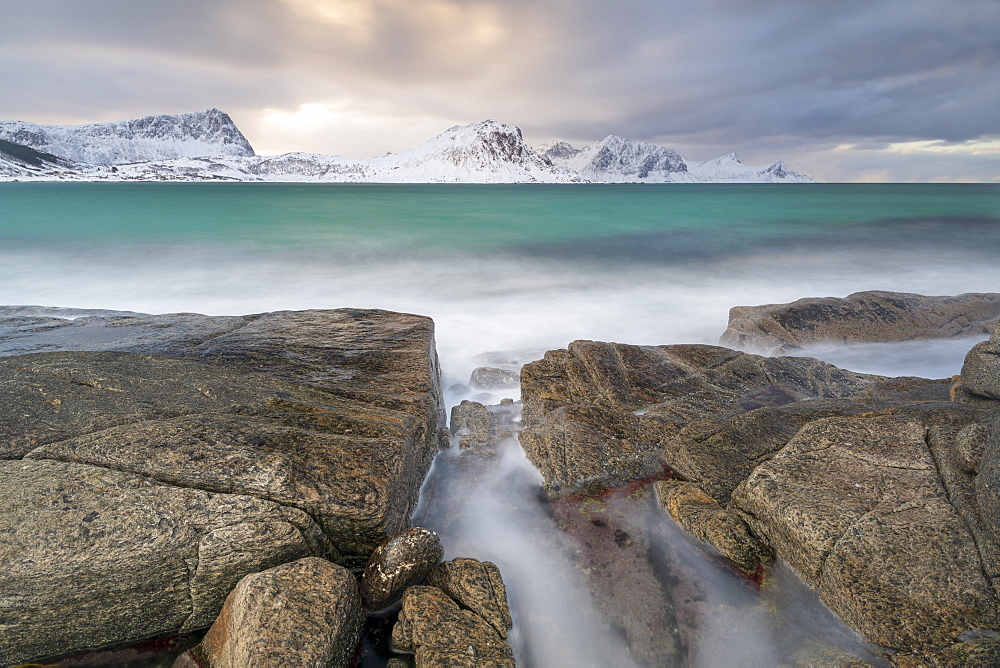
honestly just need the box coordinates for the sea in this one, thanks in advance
[2,181,999,666]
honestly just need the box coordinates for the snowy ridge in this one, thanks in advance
[0,109,815,183]
[540,139,814,183]
[541,135,688,182]
[47,120,583,183]
[683,152,815,183]
[0,109,254,165]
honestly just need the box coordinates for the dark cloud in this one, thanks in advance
[0,0,996,179]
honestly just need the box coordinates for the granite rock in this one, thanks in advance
[520,340,888,497]
[187,557,364,668]
[654,480,772,576]
[731,416,1000,648]
[0,308,447,663]
[426,558,513,639]
[720,290,1000,354]
[960,322,1000,400]
[361,528,444,611]
[0,459,328,666]
[391,586,514,666]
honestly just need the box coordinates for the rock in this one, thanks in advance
[426,558,513,639]
[975,417,1000,585]
[0,308,447,663]
[449,400,517,458]
[663,398,872,505]
[731,416,1000,649]
[0,459,329,666]
[654,480,772,576]
[361,528,444,611]
[892,635,1000,667]
[469,366,520,390]
[391,586,514,666]
[719,290,1000,354]
[186,557,363,668]
[960,324,1000,399]
[1,309,447,566]
[519,340,887,497]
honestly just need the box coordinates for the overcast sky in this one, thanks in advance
[1,0,997,181]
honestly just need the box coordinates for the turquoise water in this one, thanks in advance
[2,182,999,380]
[3,182,998,250]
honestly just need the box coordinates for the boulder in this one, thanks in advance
[361,528,444,611]
[960,322,1000,400]
[426,558,513,639]
[391,586,514,666]
[0,459,329,666]
[185,557,364,668]
[720,290,1000,354]
[520,340,907,497]
[731,416,1000,649]
[449,399,517,458]
[0,308,447,663]
[469,366,520,390]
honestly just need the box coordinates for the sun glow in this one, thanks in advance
[887,137,1000,156]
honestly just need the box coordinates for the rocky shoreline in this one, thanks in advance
[2,293,1000,666]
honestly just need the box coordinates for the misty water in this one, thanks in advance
[2,182,1000,665]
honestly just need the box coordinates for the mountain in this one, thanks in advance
[100,120,582,183]
[539,135,688,182]
[539,139,815,183]
[0,109,254,165]
[683,152,815,183]
[0,109,815,183]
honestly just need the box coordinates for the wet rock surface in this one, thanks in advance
[0,308,447,664]
[519,339,932,498]
[391,586,514,667]
[426,558,513,639]
[182,557,364,668]
[731,415,999,648]
[469,366,520,390]
[654,480,772,576]
[449,399,519,461]
[361,527,444,612]
[720,290,1000,354]
[520,331,1000,661]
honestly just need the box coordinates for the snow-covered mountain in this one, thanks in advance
[0,109,815,183]
[0,109,254,165]
[0,139,78,178]
[539,135,688,182]
[86,120,582,183]
[539,137,814,183]
[683,152,814,183]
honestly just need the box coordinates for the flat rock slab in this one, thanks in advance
[1,309,446,564]
[731,416,1000,649]
[519,339,928,497]
[720,290,1000,354]
[0,459,328,666]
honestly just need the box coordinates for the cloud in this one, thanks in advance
[0,0,996,177]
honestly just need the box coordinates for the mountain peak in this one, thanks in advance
[0,109,255,165]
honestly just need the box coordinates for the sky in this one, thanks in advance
[1,0,998,182]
